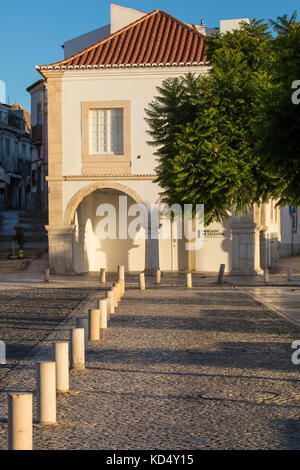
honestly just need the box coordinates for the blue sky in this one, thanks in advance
[0,0,299,110]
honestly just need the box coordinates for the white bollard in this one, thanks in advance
[113,282,121,302]
[37,362,56,425]
[186,272,192,289]
[107,291,115,315]
[116,281,122,301]
[118,265,125,281]
[263,269,269,283]
[76,318,89,351]
[44,268,50,283]
[156,269,161,285]
[88,309,100,341]
[100,299,108,329]
[100,268,106,283]
[112,286,118,308]
[97,299,110,321]
[287,268,293,282]
[52,342,69,393]
[71,328,85,370]
[8,393,33,450]
[139,273,146,290]
[119,278,125,297]
[106,298,111,322]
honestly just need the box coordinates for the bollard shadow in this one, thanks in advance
[111,313,297,335]
[271,419,300,449]
[89,366,300,384]
[124,292,264,307]
[87,341,297,372]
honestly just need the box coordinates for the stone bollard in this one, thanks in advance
[218,264,226,284]
[37,362,56,425]
[287,268,293,282]
[71,328,85,370]
[106,299,111,322]
[97,299,109,321]
[263,269,269,283]
[113,282,121,302]
[100,268,106,283]
[88,309,100,341]
[52,342,69,393]
[76,318,89,351]
[100,299,108,329]
[186,272,192,289]
[139,273,146,290]
[107,291,115,315]
[112,286,118,308]
[117,281,122,300]
[44,268,50,283]
[119,278,125,297]
[156,269,161,285]
[8,393,33,450]
[118,265,125,281]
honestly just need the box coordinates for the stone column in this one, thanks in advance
[145,219,160,275]
[270,232,280,271]
[46,225,75,275]
[230,221,262,276]
[259,226,268,270]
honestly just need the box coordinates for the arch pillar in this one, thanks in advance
[46,225,75,275]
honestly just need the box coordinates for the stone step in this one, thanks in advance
[0,247,48,260]
[0,234,48,242]
[0,260,29,272]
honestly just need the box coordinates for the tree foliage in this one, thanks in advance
[145,16,299,224]
[256,11,300,206]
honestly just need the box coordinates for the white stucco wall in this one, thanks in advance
[61,67,209,177]
[280,205,300,257]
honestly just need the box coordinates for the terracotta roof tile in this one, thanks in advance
[37,10,207,72]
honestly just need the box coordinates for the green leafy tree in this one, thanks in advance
[256,12,300,206]
[145,20,279,224]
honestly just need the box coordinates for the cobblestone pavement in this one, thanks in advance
[0,275,300,449]
[0,286,99,390]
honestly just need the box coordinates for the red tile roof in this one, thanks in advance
[37,10,207,72]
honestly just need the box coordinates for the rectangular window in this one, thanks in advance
[292,211,298,232]
[37,102,42,124]
[90,109,123,155]
[5,139,10,157]
[31,169,37,187]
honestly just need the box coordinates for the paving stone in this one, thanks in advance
[0,275,299,449]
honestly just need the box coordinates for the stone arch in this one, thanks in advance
[64,181,146,225]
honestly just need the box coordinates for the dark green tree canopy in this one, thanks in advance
[256,12,300,207]
[145,20,280,224]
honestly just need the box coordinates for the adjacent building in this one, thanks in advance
[26,79,48,213]
[0,102,32,209]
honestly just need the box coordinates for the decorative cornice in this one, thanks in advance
[47,174,156,182]
[37,62,208,72]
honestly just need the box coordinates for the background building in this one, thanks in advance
[26,79,48,213]
[0,102,32,209]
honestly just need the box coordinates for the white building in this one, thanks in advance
[33,4,298,274]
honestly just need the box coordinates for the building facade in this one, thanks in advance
[0,102,32,209]
[34,4,295,275]
[26,79,48,213]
